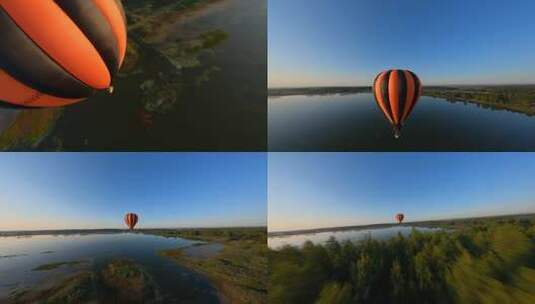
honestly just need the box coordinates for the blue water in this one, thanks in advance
[269,93,535,151]
[0,233,220,303]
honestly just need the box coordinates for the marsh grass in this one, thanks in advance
[155,227,268,303]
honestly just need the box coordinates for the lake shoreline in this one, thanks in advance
[269,213,535,237]
[268,85,535,116]
[425,93,535,116]
[154,228,267,304]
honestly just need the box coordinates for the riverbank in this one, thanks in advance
[155,227,267,304]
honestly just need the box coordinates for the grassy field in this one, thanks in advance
[153,227,268,304]
[269,214,535,304]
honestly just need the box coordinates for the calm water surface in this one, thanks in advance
[268,226,442,249]
[269,93,535,151]
[0,233,220,303]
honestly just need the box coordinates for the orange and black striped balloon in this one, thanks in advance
[373,69,422,138]
[124,213,138,230]
[0,0,127,107]
[395,213,404,224]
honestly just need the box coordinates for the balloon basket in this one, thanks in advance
[393,126,401,139]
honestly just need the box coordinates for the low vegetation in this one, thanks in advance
[269,216,535,304]
[154,227,268,303]
[100,259,160,303]
[32,260,86,271]
[10,259,158,304]
[147,227,266,243]
[0,108,63,151]
[9,272,95,304]
[126,0,223,44]
[124,0,229,115]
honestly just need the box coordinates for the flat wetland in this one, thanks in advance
[0,227,267,303]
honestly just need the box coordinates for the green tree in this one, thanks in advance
[315,282,353,304]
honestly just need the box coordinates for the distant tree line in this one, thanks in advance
[269,218,535,303]
[424,86,535,115]
[268,87,371,97]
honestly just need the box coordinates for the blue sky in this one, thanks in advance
[269,153,535,231]
[269,0,535,87]
[0,153,267,230]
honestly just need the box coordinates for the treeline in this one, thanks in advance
[145,227,267,243]
[424,86,535,115]
[269,219,535,303]
[268,87,371,97]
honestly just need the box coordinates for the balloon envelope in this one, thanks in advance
[373,69,422,138]
[395,213,404,224]
[124,213,138,230]
[0,0,127,107]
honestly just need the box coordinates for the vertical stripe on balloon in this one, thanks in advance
[373,69,421,132]
[124,213,138,230]
[388,70,401,125]
[373,72,393,123]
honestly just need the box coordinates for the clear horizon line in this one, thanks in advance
[0,225,268,232]
[268,83,535,89]
[268,212,535,234]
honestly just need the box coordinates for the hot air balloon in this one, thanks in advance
[124,213,138,230]
[395,213,405,224]
[0,0,127,107]
[373,69,422,138]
